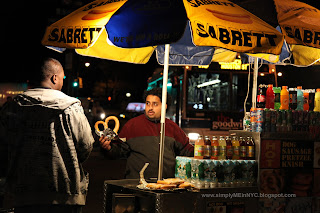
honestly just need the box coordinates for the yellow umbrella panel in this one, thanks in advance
[274,0,320,49]
[75,29,155,64]
[184,0,284,55]
[42,0,127,49]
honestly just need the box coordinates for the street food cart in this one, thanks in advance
[102,131,260,213]
[102,179,259,213]
[102,129,320,213]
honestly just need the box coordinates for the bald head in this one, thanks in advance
[40,58,65,91]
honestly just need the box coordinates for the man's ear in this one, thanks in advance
[50,74,57,85]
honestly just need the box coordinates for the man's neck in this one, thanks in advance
[144,112,161,123]
[40,81,54,89]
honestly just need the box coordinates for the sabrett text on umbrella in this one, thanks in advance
[48,27,102,44]
[196,22,278,47]
[283,26,320,46]
[186,0,235,8]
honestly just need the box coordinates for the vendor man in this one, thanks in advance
[100,88,194,179]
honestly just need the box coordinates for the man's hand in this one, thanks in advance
[99,136,112,151]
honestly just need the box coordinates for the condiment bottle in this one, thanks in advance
[194,135,204,159]
[211,136,219,160]
[203,136,211,159]
[218,136,226,160]
[280,86,289,110]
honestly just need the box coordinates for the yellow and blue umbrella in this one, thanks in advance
[42,0,284,56]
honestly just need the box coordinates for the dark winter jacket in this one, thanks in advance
[0,88,94,207]
[106,114,194,179]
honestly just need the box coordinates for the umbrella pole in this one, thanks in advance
[252,57,259,108]
[158,44,170,180]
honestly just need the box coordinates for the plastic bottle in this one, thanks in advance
[280,86,289,110]
[274,87,281,110]
[203,136,211,159]
[314,89,320,112]
[194,135,204,159]
[226,136,233,160]
[257,86,266,108]
[218,136,226,160]
[246,137,255,160]
[265,84,275,109]
[231,136,240,160]
[303,91,309,111]
[309,90,315,111]
[289,87,297,110]
[211,136,219,160]
[296,86,304,111]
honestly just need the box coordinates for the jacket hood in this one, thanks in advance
[15,88,80,110]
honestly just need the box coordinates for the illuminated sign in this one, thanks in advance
[219,59,249,70]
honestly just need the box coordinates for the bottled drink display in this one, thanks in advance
[175,156,258,189]
[248,85,320,138]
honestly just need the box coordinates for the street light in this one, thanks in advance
[73,79,79,87]
[85,62,90,67]
[126,92,131,97]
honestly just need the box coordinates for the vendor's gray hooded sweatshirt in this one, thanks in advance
[0,88,94,207]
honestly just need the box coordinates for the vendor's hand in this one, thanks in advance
[99,136,112,151]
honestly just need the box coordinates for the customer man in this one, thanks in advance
[100,88,194,179]
[0,58,94,213]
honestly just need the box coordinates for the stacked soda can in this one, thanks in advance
[250,107,264,132]
[258,109,320,137]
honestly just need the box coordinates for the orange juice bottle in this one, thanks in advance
[194,135,204,159]
[280,86,289,110]
[211,136,219,160]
